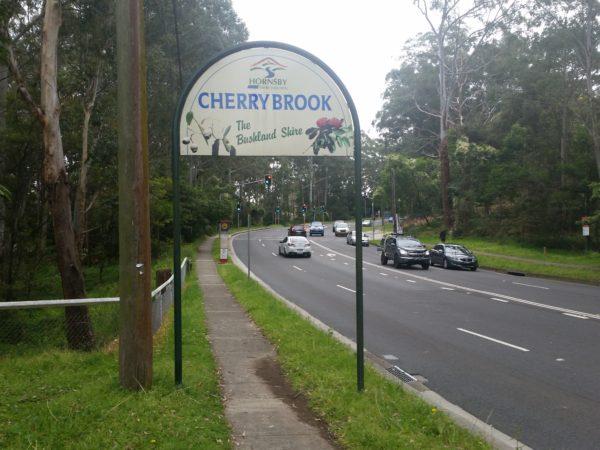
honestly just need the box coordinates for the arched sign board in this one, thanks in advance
[171,41,364,390]
[178,43,354,157]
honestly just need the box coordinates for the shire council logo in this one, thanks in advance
[248,57,288,89]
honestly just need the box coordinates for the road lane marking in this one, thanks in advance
[307,239,600,321]
[457,328,530,352]
[293,266,303,272]
[406,280,416,283]
[271,252,277,257]
[337,284,356,293]
[441,287,454,291]
[512,282,549,290]
[562,313,588,320]
[379,273,388,276]
[383,354,399,361]
[490,297,509,303]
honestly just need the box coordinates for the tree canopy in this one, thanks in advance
[0,0,598,304]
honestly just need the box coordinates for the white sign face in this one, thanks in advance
[179,45,353,157]
[583,225,590,236]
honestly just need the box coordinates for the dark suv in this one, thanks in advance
[379,234,430,270]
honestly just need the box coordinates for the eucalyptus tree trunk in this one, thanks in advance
[416,0,455,229]
[74,71,100,257]
[437,36,453,230]
[0,62,6,258]
[40,1,94,349]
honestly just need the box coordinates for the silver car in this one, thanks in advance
[278,236,311,257]
[346,230,370,246]
[334,222,350,237]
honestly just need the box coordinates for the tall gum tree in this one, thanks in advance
[413,0,517,229]
[4,0,94,349]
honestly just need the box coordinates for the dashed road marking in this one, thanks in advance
[458,328,530,352]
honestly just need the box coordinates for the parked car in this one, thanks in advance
[346,230,370,246]
[361,219,373,227]
[378,234,429,269]
[309,221,325,236]
[430,243,478,271]
[332,220,344,233]
[288,224,307,236]
[278,236,311,257]
[334,222,350,237]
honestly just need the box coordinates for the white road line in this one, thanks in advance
[271,252,277,257]
[406,279,416,283]
[490,297,509,303]
[512,282,549,290]
[379,272,388,276]
[344,262,349,265]
[441,287,454,291]
[563,313,589,320]
[383,354,399,361]
[307,239,600,321]
[337,284,356,293]
[293,265,303,272]
[458,328,530,352]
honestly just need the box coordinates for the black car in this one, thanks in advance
[430,243,478,271]
[288,224,307,237]
[379,234,429,270]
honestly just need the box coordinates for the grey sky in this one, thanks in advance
[230,1,429,137]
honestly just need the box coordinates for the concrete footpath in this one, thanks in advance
[196,237,337,449]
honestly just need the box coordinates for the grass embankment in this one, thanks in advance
[212,239,491,449]
[374,223,600,284]
[0,243,232,450]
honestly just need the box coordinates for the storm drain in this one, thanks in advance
[387,365,417,383]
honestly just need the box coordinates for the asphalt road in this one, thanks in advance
[232,227,600,450]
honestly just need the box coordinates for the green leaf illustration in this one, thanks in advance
[185,111,194,126]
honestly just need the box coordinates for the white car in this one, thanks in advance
[278,236,311,257]
[334,222,350,237]
[346,230,370,246]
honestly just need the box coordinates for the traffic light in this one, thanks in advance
[264,174,272,188]
[236,202,241,212]
[302,203,308,213]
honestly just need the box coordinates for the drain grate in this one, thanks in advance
[387,365,417,383]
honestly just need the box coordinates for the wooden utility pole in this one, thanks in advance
[116,0,152,390]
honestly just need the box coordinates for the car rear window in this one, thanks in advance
[397,239,422,247]
[289,237,307,244]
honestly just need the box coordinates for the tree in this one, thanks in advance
[413,0,517,229]
[532,0,600,179]
[3,0,94,349]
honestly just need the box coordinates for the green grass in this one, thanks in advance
[212,240,491,450]
[0,242,232,450]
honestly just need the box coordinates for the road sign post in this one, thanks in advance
[172,41,363,390]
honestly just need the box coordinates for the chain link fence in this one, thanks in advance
[0,259,189,355]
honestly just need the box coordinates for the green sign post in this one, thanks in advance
[171,41,364,390]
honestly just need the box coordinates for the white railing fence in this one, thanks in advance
[0,258,189,353]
